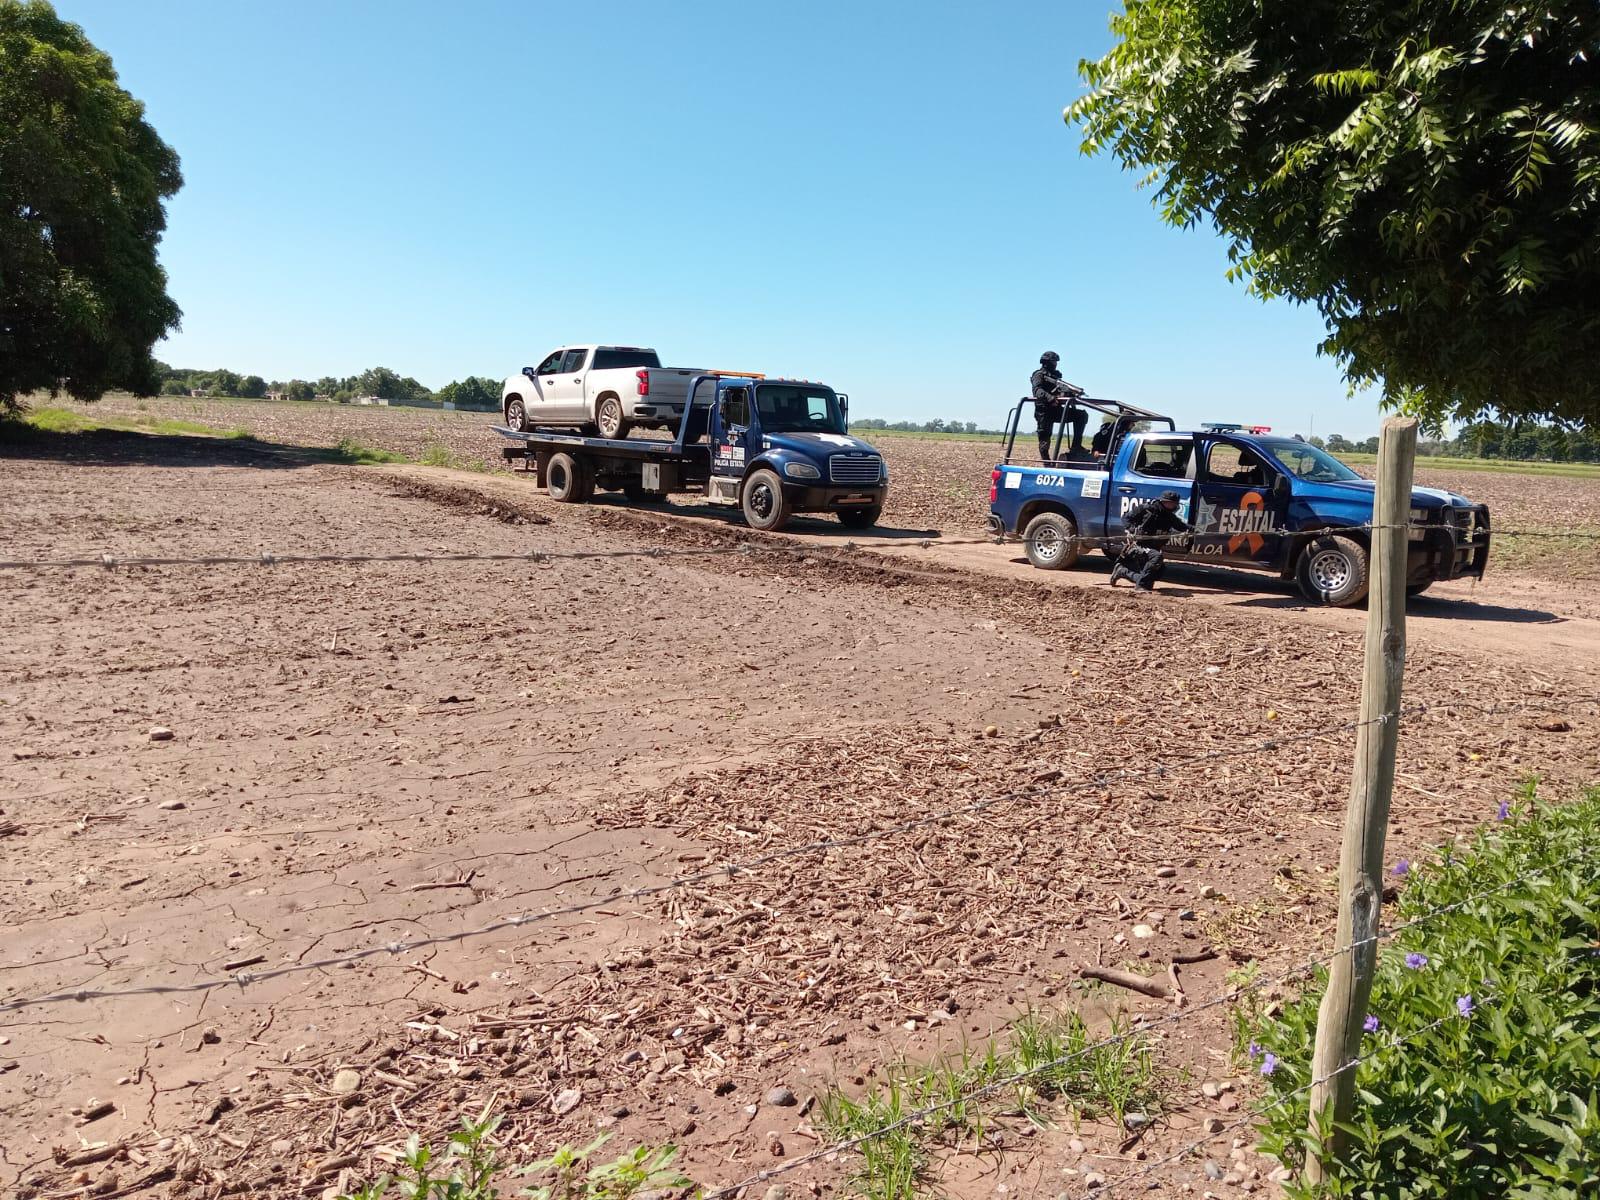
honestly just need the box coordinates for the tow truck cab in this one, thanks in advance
[986,396,1491,606]
[495,374,888,533]
[694,375,887,529]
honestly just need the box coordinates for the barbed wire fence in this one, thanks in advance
[0,520,1594,574]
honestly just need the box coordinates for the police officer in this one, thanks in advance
[1029,351,1088,462]
[1111,489,1191,591]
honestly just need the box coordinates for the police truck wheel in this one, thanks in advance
[597,397,631,440]
[546,452,588,503]
[505,397,529,432]
[1296,535,1369,606]
[1022,512,1080,570]
[741,469,792,532]
[837,506,881,529]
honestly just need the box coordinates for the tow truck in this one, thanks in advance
[494,374,887,532]
[986,396,1491,606]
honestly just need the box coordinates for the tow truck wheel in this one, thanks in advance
[597,396,632,440]
[1022,511,1080,571]
[1406,581,1434,597]
[1296,535,1369,606]
[837,506,881,529]
[505,397,529,432]
[741,469,792,532]
[546,452,589,503]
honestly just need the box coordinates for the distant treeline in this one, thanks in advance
[1316,419,1600,463]
[850,418,1006,435]
[853,416,1596,463]
[155,364,501,410]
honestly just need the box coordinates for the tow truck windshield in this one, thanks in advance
[1264,439,1363,483]
[756,385,846,434]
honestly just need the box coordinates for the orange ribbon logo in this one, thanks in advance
[1227,491,1267,555]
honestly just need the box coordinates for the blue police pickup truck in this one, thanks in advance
[986,397,1490,606]
[495,374,887,533]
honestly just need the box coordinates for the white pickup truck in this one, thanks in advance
[500,345,706,439]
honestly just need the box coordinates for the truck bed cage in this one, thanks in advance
[1001,394,1176,467]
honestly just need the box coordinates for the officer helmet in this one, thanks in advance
[1040,351,1060,366]
[1159,490,1181,505]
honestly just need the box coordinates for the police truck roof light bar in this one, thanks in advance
[1201,422,1273,434]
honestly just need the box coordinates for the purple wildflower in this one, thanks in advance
[1457,995,1475,1018]
[1248,1040,1261,1060]
[1496,801,1511,822]
[1405,952,1429,969]
[1260,1052,1278,1076]
[1363,1014,1380,1033]
[1392,860,1410,876]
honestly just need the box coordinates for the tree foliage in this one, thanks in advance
[435,376,500,410]
[1069,1,1600,429]
[0,0,182,415]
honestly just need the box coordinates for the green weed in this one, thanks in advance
[1245,782,1600,1197]
[517,1134,689,1200]
[332,437,411,465]
[420,442,459,468]
[341,1112,687,1200]
[817,1007,1160,1200]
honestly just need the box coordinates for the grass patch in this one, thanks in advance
[1342,451,1600,478]
[340,1109,686,1200]
[420,441,459,468]
[850,425,1008,443]
[1243,782,1600,1197]
[817,1008,1159,1200]
[330,436,411,465]
[8,405,231,439]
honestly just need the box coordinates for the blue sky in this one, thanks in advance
[66,0,1387,437]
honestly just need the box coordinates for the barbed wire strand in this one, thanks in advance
[704,848,1589,1200]
[0,519,1587,574]
[0,696,1577,1015]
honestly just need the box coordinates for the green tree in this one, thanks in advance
[1324,434,1355,454]
[435,375,499,410]
[355,366,430,401]
[236,374,267,399]
[0,0,182,415]
[1070,1,1600,429]
[283,379,314,402]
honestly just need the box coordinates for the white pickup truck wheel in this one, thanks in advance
[596,396,631,440]
[505,396,530,432]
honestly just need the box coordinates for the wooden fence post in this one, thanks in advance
[1305,416,1418,1184]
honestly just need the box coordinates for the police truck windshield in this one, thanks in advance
[1264,440,1363,483]
[756,385,846,434]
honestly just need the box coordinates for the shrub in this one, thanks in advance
[1244,783,1600,1197]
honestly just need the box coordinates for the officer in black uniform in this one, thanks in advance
[1029,351,1087,462]
[1112,489,1191,591]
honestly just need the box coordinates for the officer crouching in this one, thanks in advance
[1111,490,1191,592]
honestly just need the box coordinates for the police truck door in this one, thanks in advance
[712,383,752,492]
[1194,439,1287,566]
[1112,435,1198,541]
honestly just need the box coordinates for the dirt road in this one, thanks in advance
[3,432,1596,1199]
